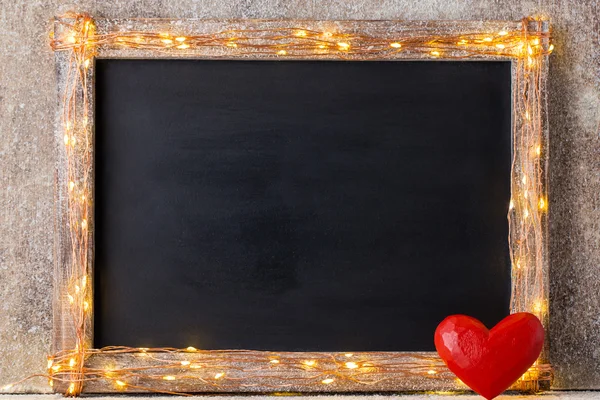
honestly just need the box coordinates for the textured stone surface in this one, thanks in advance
[0,0,598,393]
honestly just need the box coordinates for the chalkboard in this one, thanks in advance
[94,60,512,351]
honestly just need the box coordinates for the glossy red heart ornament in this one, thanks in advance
[434,313,544,400]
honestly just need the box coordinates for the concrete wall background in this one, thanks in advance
[0,0,598,392]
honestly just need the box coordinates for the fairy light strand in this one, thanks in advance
[1,13,552,396]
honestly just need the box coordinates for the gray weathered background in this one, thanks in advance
[0,0,598,393]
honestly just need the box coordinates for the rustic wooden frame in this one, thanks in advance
[51,15,551,395]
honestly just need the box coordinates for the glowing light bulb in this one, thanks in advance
[295,30,307,37]
[47,358,54,369]
[345,361,358,369]
[2,384,13,391]
[190,363,202,369]
[509,199,514,210]
[484,37,493,42]
[535,145,541,156]
[115,380,126,388]
[539,197,546,210]
[66,34,76,44]
[548,44,555,52]
[186,346,197,351]
[68,382,76,394]
[430,50,440,57]
[390,42,402,48]
[181,360,191,366]
[344,353,353,357]
[214,372,225,379]
[69,181,75,191]
[522,174,527,185]
[163,375,176,381]
[337,42,350,50]
[532,38,540,45]
[64,135,69,145]
[277,50,287,55]
[69,358,76,367]
[496,43,505,49]
[533,299,544,313]
[83,301,90,311]
[67,294,74,304]
[177,44,190,49]
[427,370,437,374]
[303,360,316,367]
[81,219,88,230]
[498,30,508,36]
[270,359,280,364]
[322,378,334,384]
[52,365,61,372]
[83,59,90,69]
[175,37,186,42]
[523,208,530,219]
[161,39,173,44]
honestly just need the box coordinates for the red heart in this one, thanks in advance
[434,312,544,400]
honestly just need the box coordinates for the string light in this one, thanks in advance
[18,13,551,396]
[337,42,350,50]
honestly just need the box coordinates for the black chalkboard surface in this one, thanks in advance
[94,60,512,351]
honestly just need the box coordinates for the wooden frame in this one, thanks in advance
[51,15,552,395]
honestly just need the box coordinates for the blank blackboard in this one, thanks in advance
[94,60,512,351]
